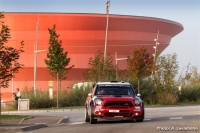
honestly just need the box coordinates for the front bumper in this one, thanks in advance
[94,105,143,120]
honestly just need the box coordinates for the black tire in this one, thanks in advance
[136,118,144,122]
[90,105,97,124]
[85,106,90,122]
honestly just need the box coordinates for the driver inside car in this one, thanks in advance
[98,89,107,95]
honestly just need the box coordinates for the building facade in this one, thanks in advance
[1,13,183,101]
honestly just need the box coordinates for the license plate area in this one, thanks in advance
[109,110,119,112]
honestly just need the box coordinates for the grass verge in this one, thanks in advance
[1,115,30,120]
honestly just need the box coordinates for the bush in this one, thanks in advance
[19,80,200,108]
[178,84,200,102]
[22,87,55,108]
[67,83,92,106]
[156,92,178,105]
[124,78,155,104]
[1,101,16,111]
[21,82,92,108]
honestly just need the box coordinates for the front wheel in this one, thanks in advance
[90,105,97,124]
[85,106,90,122]
[136,118,143,122]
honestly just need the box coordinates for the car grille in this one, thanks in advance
[104,113,133,117]
[104,102,133,107]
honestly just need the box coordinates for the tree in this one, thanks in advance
[0,12,24,88]
[151,53,179,93]
[84,50,117,83]
[44,24,74,108]
[150,53,179,104]
[127,47,154,94]
[181,66,200,86]
[0,12,24,122]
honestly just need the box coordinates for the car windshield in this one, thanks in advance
[95,85,135,96]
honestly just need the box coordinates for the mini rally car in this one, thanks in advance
[85,81,144,124]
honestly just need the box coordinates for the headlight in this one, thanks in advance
[134,97,141,105]
[95,98,103,105]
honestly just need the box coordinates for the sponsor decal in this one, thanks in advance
[109,110,119,112]
[95,106,102,110]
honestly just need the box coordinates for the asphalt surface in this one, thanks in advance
[0,113,69,132]
[1,105,199,132]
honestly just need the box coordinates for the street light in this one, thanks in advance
[12,64,14,100]
[153,30,160,62]
[33,49,48,96]
[104,0,110,61]
[33,13,39,97]
[115,52,127,79]
[151,30,159,78]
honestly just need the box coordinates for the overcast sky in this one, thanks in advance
[0,0,200,75]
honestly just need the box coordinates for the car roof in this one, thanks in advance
[96,81,131,86]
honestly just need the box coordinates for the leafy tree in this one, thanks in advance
[0,12,24,121]
[84,50,117,83]
[45,24,74,82]
[180,66,200,86]
[151,53,179,93]
[44,24,74,107]
[0,12,24,88]
[127,47,154,94]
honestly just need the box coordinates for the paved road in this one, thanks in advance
[3,105,200,121]
[32,116,200,133]
[2,105,200,133]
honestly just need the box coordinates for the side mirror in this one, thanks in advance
[88,93,92,97]
[137,94,141,97]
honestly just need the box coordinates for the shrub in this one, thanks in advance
[21,82,93,108]
[178,84,200,102]
[66,83,92,106]
[156,92,178,105]
[22,87,55,108]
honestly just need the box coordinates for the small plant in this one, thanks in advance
[1,115,29,120]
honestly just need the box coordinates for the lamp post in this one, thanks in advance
[34,49,48,96]
[104,0,110,61]
[152,30,159,76]
[152,30,159,62]
[12,64,14,100]
[151,30,159,93]
[34,13,39,97]
[115,52,127,79]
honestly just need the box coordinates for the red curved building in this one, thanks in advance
[1,12,183,101]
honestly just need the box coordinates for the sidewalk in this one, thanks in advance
[0,114,69,132]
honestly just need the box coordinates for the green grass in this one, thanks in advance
[1,115,30,120]
[29,106,85,110]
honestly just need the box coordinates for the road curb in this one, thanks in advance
[0,123,48,132]
[56,116,69,125]
[18,116,34,124]
[22,123,48,131]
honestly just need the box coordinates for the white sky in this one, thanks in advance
[0,0,200,75]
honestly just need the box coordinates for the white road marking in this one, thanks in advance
[144,118,151,121]
[68,122,86,125]
[169,117,183,120]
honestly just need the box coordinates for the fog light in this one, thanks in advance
[99,112,101,115]
[135,113,138,116]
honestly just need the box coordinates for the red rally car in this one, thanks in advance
[85,81,145,124]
